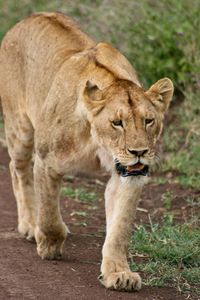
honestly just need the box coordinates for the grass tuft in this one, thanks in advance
[61,186,97,202]
[130,221,200,295]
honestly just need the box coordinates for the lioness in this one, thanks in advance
[0,12,173,291]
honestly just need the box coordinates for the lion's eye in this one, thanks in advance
[112,120,123,127]
[145,118,154,126]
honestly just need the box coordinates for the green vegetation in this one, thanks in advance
[70,210,87,217]
[186,196,200,209]
[162,96,200,189]
[161,190,174,210]
[61,186,97,202]
[130,220,200,296]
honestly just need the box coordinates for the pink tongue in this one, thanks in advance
[127,163,144,172]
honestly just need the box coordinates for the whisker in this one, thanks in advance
[153,153,162,171]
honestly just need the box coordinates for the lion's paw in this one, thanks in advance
[98,271,142,292]
[35,223,69,260]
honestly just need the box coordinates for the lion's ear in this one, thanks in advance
[83,80,105,115]
[146,78,174,113]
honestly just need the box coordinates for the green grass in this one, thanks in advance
[61,186,97,202]
[186,196,200,209]
[161,190,174,210]
[162,90,200,189]
[130,221,200,296]
[70,210,87,217]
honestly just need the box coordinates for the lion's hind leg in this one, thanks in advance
[5,111,36,241]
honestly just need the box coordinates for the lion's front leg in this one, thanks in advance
[99,174,143,291]
[34,155,69,260]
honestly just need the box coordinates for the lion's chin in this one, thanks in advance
[115,161,149,177]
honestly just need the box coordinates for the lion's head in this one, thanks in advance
[84,76,173,177]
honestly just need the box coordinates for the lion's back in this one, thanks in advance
[0,12,95,117]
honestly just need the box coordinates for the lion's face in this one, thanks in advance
[84,78,173,175]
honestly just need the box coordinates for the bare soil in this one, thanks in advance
[0,145,198,300]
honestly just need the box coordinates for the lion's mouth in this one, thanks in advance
[115,161,149,177]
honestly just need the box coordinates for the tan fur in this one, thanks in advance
[0,12,174,291]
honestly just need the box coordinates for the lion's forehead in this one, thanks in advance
[131,101,155,118]
[107,86,154,111]
[104,83,159,123]
[112,99,156,121]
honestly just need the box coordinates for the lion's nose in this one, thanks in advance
[128,149,148,157]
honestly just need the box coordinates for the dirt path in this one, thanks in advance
[0,146,188,300]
